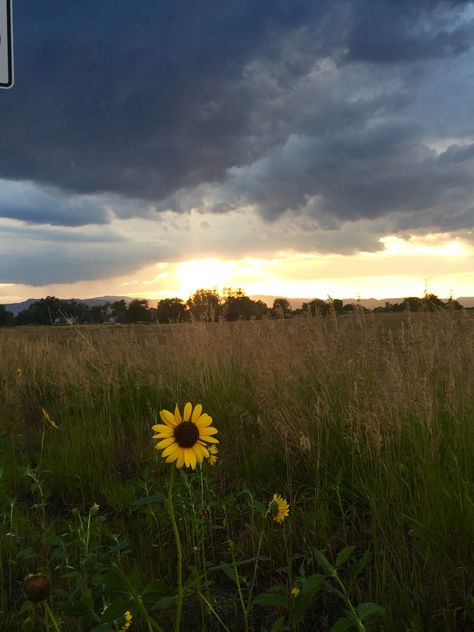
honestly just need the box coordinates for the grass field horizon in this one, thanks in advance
[1,311,473,631]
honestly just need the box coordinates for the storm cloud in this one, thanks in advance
[1,0,474,285]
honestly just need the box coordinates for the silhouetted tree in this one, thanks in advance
[88,304,110,323]
[157,298,188,323]
[111,300,128,324]
[16,296,62,325]
[222,289,268,320]
[59,300,90,323]
[272,298,291,319]
[0,305,14,326]
[187,289,221,321]
[127,299,152,323]
[423,293,445,311]
[302,298,331,316]
[329,298,344,314]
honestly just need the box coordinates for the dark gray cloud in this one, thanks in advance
[1,0,474,286]
[0,179,110,225]
[0,230,163,285]
[1,0,473,201]
[346,0,474,63]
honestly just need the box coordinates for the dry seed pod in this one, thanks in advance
[23,575,50,602]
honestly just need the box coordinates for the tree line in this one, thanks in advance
[0,289,466,327]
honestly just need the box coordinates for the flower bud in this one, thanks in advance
[24,575,50,602]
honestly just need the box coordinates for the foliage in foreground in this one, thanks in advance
[0,312,473,630]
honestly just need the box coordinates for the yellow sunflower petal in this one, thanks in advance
[192,444,205,463]
[192,404,203,423]
[195,413,213,428]
[197,443,209,459]
[188,448,197,470]
[176,453,185,469]
[162,444,179,458]
[153,433,175,442]
[183,402,192,421]
[155,437,176,449]
[201,436,219,444]
[165,451,179,463]
[160,410,178,426]
[198,427,218,436]
[174,404,182,423]
[152,424,174,434]
[184,449,192,468]
[153,429,174,438]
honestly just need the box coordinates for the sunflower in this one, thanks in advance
[208,445,218,465]
[271,493,290,523]
[152,403,218,470]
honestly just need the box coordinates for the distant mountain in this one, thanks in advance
[2,296,132,315]
[456,297,474,308]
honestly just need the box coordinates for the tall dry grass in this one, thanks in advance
[0,311,473,630]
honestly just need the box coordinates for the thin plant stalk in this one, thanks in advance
[332,571,365,632]
[199,592,232,632]
[168,467,183,632]
[43,601,61,632]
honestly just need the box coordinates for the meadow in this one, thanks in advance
[0,311,473,631]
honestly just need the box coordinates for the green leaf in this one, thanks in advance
[313,549,335,575]
[133,494,166,506]
[102,568,130,595]
[289,573,325,624]
[356,602,385,622]
[347,551,372,579]
[129,564,142,590]
[156,595,177,609]
[254,593,290,609]
[271,616,288,631]
[336,546,356,568]
[220,561,240,585]
[46,535,64,548]
[142,580,170,601]
[64,597,99,623]
[17,547,35,560]
[330,616,355,632]
[19,600,33,615]
[91,624,115,632]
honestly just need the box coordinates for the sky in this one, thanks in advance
[1,0,474,304]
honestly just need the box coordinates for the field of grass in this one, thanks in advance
[0,311,473,631]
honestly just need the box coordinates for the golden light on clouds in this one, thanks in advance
[1,234,473,305]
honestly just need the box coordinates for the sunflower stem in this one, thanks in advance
[43,601,61,632]
[199,466,210,625]
[168,467,183,632]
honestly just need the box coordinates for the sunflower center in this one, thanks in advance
[174,421,199,448]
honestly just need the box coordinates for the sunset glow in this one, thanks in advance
[2,234,473,306]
